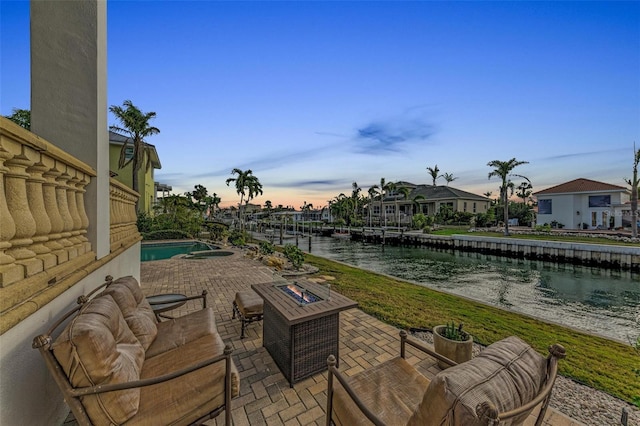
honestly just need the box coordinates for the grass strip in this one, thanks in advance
[304,253,639,404]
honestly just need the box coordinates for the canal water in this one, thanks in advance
[289,235,639,343]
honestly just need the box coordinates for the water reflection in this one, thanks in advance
[292,235,639,342]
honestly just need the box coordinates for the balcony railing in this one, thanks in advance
[0,117,140,334]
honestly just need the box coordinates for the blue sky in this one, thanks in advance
[2,1,639,210]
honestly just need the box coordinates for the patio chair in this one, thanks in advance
[326,331,566,426]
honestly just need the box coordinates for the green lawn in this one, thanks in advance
[304,253,640,405]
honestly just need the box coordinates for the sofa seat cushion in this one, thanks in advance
[103,279,158,351]
[235,291,263,317]
[332,357,431,426]
[145,307,217,359]
[125,332,240,425]
[52,295,145,425]
[408,336,547,426]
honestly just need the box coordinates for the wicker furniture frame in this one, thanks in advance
[232,291,264,339]
[326,330,566,426]
[252,281,357,387]
[32,276,235,426]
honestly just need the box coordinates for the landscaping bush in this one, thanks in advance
[137,212,153,233]
[283,244,305,270]
[228,230,247,247]
[142,229,190,240]
[259,241,275,255]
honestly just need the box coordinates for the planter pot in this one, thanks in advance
[432,325,473,369]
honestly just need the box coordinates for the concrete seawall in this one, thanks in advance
[350,231,640,271]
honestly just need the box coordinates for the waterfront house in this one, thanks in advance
[533,178,631,230]
[109,130,167,214]
[373,181,491,226]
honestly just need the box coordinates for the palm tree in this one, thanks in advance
[441,173,457,186]
[379,178,395,227]
[624,144,639,238]
[397,186,412,226]
[367,185,380,226]
[516,179,533,204]
[426,165,440,186]
[225,168,263,230]
[109,100,160,204]
[487,158,529,236]
[351,182,361,219]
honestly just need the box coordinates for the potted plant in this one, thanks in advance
[433,322,473,369]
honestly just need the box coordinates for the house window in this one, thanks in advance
[538,199,552,214]
[588,195,611,207]
[124,146,134,161]
[463,202,467,212]
[473,202,477,213]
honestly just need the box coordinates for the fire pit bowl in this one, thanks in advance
[277,282,323,305]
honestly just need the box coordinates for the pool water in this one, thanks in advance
[141,241,215,261]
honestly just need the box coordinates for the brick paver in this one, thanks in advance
[64,247,584,425]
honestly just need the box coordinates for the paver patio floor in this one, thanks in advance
[131,248,584,426]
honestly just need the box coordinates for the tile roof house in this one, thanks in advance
[373,182,490,226]
[533,178,631,230]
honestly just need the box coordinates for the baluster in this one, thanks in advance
[25,156,56,269]
[55,167,77,259]
[4,146,42,276]
[42,161,68,263]
[75,172,91,253]
[66,170,84,254]
[0,144,22,286]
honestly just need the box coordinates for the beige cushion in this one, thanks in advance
[145,308,217,359]
[126,332,240,425]
[52,295,145,425]
[103,276,158,350]
[235,291,263,317]
[408,336,547,426]
[332,357,431,426]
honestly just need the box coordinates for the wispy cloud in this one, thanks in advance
[352,109,437,154]
[269,178,347,188]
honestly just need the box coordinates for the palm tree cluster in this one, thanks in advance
[226,168,263,230]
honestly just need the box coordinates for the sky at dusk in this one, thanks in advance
[2,1,639,210]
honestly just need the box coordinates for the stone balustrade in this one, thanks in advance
[0,117,141,334]
[110,178,140,251]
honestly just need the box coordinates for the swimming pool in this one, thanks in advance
[141,241,217,261]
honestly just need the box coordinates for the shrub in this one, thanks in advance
[228,230,246,247]
[259,241,275,255]
[265,255,285,270]
[283,244,305,270]
[142,229,190,240]
[137,212,153,233]
[205,222,229,241]
[437,322,469,341]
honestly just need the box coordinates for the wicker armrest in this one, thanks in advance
[326,355,386,426]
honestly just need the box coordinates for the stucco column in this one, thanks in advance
[31,0,109,259]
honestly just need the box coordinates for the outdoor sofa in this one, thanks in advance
[326,330,566,426]
[33,275,239,425]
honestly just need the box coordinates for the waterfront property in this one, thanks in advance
[534,178,631,230]
[141,240,217,261]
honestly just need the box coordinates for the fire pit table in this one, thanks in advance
[251,280,357,387]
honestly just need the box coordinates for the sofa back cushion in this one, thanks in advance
[408,336,547,426]
[103,276,158,350]
[52,295,145,425]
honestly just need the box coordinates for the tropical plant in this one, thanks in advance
[351,181,361,218]
[225,168,263,231]
[367,185,380,226]
[487,158,529,236]
[437,322,469,342]
[516,179,533,204]
[378,178,396,227]
[228,229,247,246]
[259,241,275,255]
[283,244,305,270]
[397,186,412,225]
[109,100,160,203]
[624,144,639,238]
[426,164,440,186]
[4,108,31,130]
[441,172,457,186]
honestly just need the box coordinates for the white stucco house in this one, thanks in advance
[533,178,631,230]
